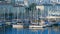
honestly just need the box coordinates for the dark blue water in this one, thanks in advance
[0,26,60,34]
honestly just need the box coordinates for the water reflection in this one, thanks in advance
[0,27,5,34]
[0,26,60,34]
[52,26,60,32]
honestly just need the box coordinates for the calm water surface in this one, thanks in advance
[0,25,60,34]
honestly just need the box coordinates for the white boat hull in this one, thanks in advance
[12,24,23,28]
[29,24,48,29]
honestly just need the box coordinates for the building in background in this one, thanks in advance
[0,0,60,23]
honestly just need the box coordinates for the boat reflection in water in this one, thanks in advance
[0,24,60,34]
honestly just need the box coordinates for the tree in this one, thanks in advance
[25,3,37,19]
[29,3,36,20]
[23,3,37,27]
[29,3,36,11]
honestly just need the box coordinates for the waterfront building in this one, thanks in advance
[0,0,60,24]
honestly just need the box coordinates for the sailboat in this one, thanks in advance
[29,19,48,29]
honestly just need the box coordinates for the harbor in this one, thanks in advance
[0,0,60,34]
